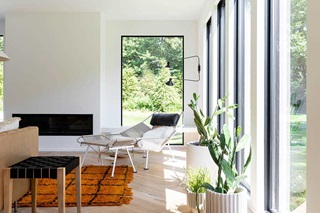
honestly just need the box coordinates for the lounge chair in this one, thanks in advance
[107,112,181,170]
[77,112,181,175]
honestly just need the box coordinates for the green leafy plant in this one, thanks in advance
[177,166,211,213]
[179,166,211,193]
[204,124,252,194]
[203,124,252,194]
[188,93,238,146]
[188,93,252,194]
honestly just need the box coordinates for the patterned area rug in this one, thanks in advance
[17,165,134,207]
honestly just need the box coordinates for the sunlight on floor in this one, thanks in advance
[162,149,187,158]
[164,168,178,180]
[163,159,186,169]
[165,188,186,211]
[160,147,190,212]
[162,149,187,171]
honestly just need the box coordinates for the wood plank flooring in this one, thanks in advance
[15,146,196,213]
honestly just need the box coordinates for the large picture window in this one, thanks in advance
[121,36,184,144]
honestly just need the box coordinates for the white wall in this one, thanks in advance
[102,20,198,128]
[197,0,216,113]
[5,12,102,151]
[0,20,4,35]
[306,0,320,211]
[4,14,198,151]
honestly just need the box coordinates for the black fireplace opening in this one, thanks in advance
[12,114,93,136]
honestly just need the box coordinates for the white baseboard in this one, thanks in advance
[39,147,87,152]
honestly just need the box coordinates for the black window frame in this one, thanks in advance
[234,0,253,193]
[265,0,280,211]
[206,17,212,116]
[217,0,226,133]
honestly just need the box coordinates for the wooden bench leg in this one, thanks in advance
[31,178,37,213]
[57,167,65,213]
[4,168,13,213]
[75,157,82,213]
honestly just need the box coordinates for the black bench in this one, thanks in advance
[3,156,81,213]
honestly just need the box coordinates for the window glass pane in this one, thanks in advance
[206,18,213,116]
[217,0,226,132]
[121,36,183,144]
[235,0,251,190]
[243,0,251,186]
[279,0,306,211]
[288,0,306,211]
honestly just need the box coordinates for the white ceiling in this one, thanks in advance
[0,0,207,20]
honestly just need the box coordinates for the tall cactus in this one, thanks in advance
[188,93,252,194]
[188,93,237,146]
[205,125,252,194]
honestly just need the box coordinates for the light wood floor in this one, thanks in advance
[15,146,196,213]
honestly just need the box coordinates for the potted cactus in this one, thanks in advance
[187,93,252,212]
[203,124,252,213]
[186,93,237,181]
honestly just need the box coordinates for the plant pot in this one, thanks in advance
[187,189,206,211]
[186,142,218,181]
[206,187,247,213]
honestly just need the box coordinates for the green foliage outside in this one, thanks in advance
[290,114,306,212]
[122,37,183,125]
[290,0,306,211]
[291,0,307,111]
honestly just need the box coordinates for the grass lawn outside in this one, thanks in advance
[290,114,306,211]
[123,110,153,126]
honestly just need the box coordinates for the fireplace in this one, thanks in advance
[12,114,93,136]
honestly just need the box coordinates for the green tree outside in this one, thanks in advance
[290,0,306,211]
[121,36,183,126]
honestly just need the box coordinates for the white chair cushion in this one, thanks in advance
[142,126,175,139]
[137,126,175,152]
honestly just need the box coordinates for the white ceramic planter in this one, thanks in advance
[187,189,206,211]
[206,187,247,213]
[186,142,218,181]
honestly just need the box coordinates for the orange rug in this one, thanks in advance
[17,165,134,207]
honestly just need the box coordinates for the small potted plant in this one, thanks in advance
[203,124,252,213]
[177,166,211,213]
